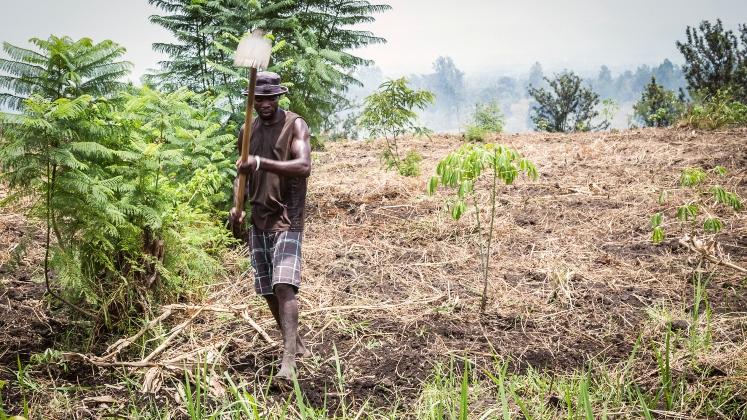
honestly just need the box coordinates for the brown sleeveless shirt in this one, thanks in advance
[241,109,308,232]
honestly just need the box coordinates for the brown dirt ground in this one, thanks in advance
[1,127,746,417]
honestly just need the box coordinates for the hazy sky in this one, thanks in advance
[1,0,746,81]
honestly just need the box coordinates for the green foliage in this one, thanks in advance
[463,102,504,142]
[0,86,233,330]
[680,167,707,187]
[633,77,684,127]
[676,19,747,102]
[711,186,742,210]
[397,149,423,177]
[681,88,747,129]
[0,35,131,109]
[703,218,723,234]
[651,213,665,244]
[528,71,609,132]
[653,329,676,410]
[676,203,698,221]
[428,143,537,311]
[650,167,742,244]
[309,134,327,151]
[147,0,392,132]
[600,98,619,125]
[120,86,236,213]
[463,125,487,142]
[359,77,434,175]
[471,102,504,133]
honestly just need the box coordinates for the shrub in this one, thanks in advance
[634,77,684,127]
[0,88,235,331]
[463,102,504,142]
[463,125,488,142]
[680,89,747,129]
[399,150,423,177]
[472,102,505,133]
[381,148,422,177]
[358,78,435,175]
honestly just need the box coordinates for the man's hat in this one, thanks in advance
[242,71,289,97]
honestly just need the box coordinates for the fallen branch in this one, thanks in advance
[679,235,747,274]
[239,309,276,345]
[142,307,204,363]
[102,308,173,360]
[163,303,275,346]
[62,352,222,370]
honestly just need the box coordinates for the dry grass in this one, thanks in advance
[1,127,746,418]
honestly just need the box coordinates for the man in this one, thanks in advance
[229,71,311,380]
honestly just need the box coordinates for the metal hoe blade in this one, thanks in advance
[234,30,272,70]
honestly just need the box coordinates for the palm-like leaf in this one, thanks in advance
[0,35,132,110]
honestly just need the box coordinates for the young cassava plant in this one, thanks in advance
[428,143,538,312]
[651,166,742,244]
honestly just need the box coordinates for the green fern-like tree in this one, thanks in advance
[0,35,131,109]
[147,0,391,131]
[0,35,233,328]
[1,95,129,318]
[0,88,233,329]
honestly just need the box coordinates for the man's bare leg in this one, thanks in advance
[263,294,310,357]
[272,284,302,380]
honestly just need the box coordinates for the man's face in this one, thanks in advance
[254,95,279,120]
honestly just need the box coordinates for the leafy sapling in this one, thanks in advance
[680,167,707,187]
[651,166,743,243]
[464,102,505,142]
[428,143,538,312]
[651,213,665,244]
[358,78,435,176]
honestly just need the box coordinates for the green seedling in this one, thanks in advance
[429,143,537,312]
[650,166,743,244]
[358,77,435,176]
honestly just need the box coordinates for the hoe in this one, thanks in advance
[231,30,272,237]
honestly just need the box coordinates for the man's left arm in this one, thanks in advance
[237,118,311,177]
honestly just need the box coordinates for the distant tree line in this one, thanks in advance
[342,57,690,134]
[341,19,747,134]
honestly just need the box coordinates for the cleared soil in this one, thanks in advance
[1,127,746,417]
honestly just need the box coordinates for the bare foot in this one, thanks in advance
[296,334,311,358]
[276,354,296,381]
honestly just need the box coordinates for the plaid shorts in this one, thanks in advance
[250,228,303,296]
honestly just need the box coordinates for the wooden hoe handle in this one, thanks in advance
[232,67,258,236]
